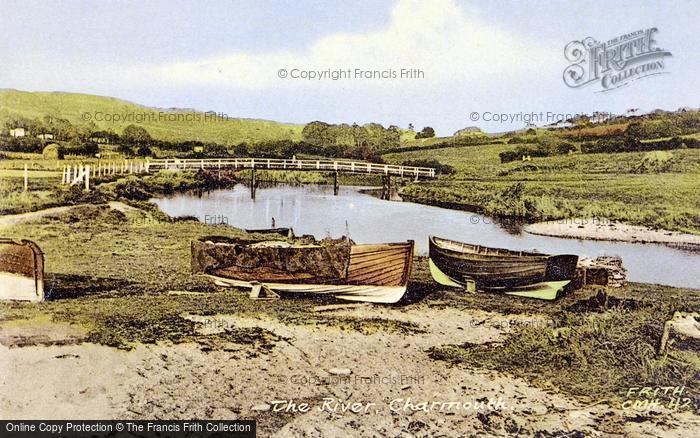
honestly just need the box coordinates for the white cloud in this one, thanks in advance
[140,0,556,89]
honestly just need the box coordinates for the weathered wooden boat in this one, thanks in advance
[428,236,578,300]
[0,238,44,302]
[192,236,414,303]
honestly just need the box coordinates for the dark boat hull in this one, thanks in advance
[429,236,578,291]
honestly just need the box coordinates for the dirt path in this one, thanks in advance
[2,305,697,436]
[0,202,136,228]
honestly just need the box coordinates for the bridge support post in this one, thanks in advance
[333,172,339,196]
[250,168,256,200]
[381,175,391,200]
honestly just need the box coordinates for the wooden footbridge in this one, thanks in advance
[147,158,435,178]
[150,158,436,198]
[61,157,436,198]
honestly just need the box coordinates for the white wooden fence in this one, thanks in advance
[61,160,149,191]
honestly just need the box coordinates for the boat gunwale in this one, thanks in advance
[429,235,578,260]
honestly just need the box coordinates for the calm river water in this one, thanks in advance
[153,184,699,289]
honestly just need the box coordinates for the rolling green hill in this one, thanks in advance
[0,89,303,145]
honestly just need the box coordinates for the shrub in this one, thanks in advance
[401,159,455,175]
[634,151,675,173]
[42,143,64,159]
[556,141,578,154]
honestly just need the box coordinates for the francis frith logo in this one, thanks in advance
[563,28,672,91]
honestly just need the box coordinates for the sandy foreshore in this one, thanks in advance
[2,304,698,437]
[524,219,700,250]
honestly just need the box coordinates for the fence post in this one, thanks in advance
[85,165,90,192]
[23,164,28,191]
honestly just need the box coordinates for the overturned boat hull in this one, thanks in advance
[192,236,414,304]
[0,239,44,302]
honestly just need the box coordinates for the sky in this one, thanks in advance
[0,0,698,134]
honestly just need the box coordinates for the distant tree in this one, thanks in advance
[301,121,332,147]
[415,126,435,139]
[122,124,151,145]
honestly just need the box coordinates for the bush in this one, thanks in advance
[415,126,435,139]
[581,136,700,154]
[113,177,152,200]
[0,136,44,153]
[42,143,64,160]
[401,159,455,175]
[634,151,675,173]
[136,145,154,157]
[556,141,578,154]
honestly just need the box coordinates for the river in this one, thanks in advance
[153,184,700,289]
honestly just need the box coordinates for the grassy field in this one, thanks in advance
[0,89,303,144]
[385,144,700,233]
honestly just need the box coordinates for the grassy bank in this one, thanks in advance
[426,283,700,413]
[0,204,421,351]
[385,144,700,233]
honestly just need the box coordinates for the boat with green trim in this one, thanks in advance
[428,236,578,300]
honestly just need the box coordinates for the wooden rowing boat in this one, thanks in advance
[429,236,578,299]
[0,238,44,302]
[192,236,414,303]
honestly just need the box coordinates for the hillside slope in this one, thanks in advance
[0,89,303,144]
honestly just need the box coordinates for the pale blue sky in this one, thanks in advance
[1,0,697,134]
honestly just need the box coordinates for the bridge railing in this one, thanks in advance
[147,158,436,178]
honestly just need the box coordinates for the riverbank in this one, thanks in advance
[525,219,700,251]
[384,145,700,235]
[0,202,699,435]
